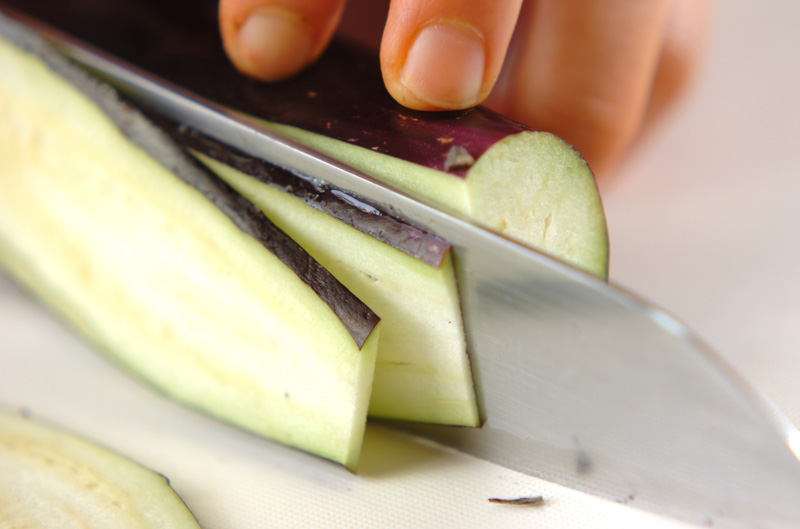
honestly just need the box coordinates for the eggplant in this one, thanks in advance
[1,0,610,466]
[162,126,478,426]
[0,17,379,469]
[159,121,451,269]
[249,47,609,279]
[2,0,609,279]
[0,409,202,528]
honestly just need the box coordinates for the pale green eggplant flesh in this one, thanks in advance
[0,19,379,470]
[0,410,203,529]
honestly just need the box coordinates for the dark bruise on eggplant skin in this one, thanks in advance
[159,121,451,269]
[4,0,532,177]
[0,14,380,349]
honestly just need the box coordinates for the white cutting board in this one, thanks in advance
[1,1,798,527]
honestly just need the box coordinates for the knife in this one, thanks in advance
[2,3,800,528]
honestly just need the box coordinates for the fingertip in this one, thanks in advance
[380,1,522,111]
[233,7,314,81]
[219,0,347,82]
[385,21,489,111]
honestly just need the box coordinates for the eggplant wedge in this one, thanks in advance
[162,126,478,426]
[0,19,379,469]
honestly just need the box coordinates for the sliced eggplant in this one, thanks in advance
[0,18,378,469]
[159,122,452,269]
[164,126,477,426]
[0,410,202,528]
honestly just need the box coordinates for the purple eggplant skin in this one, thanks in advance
[226,43,527,177]
[7,0,553,177]
[159,120,452,269]
[0,13,379,349]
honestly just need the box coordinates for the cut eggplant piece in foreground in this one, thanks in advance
[0,410,202,528]
[0,19,379,468]
[171,127,478,426]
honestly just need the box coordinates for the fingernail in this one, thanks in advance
[400,23,486,109]
[237,8,313,81]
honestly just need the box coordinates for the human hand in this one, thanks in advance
[218,0,713,177]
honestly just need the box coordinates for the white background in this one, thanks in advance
[603,0,800,428]
[2,1,799,527]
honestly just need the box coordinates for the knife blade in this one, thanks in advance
[2,4,800,528]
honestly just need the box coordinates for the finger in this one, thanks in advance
[219,0,348,81]
[488,0,673,176]
[380,0,524,111]
[645,0,714,125]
